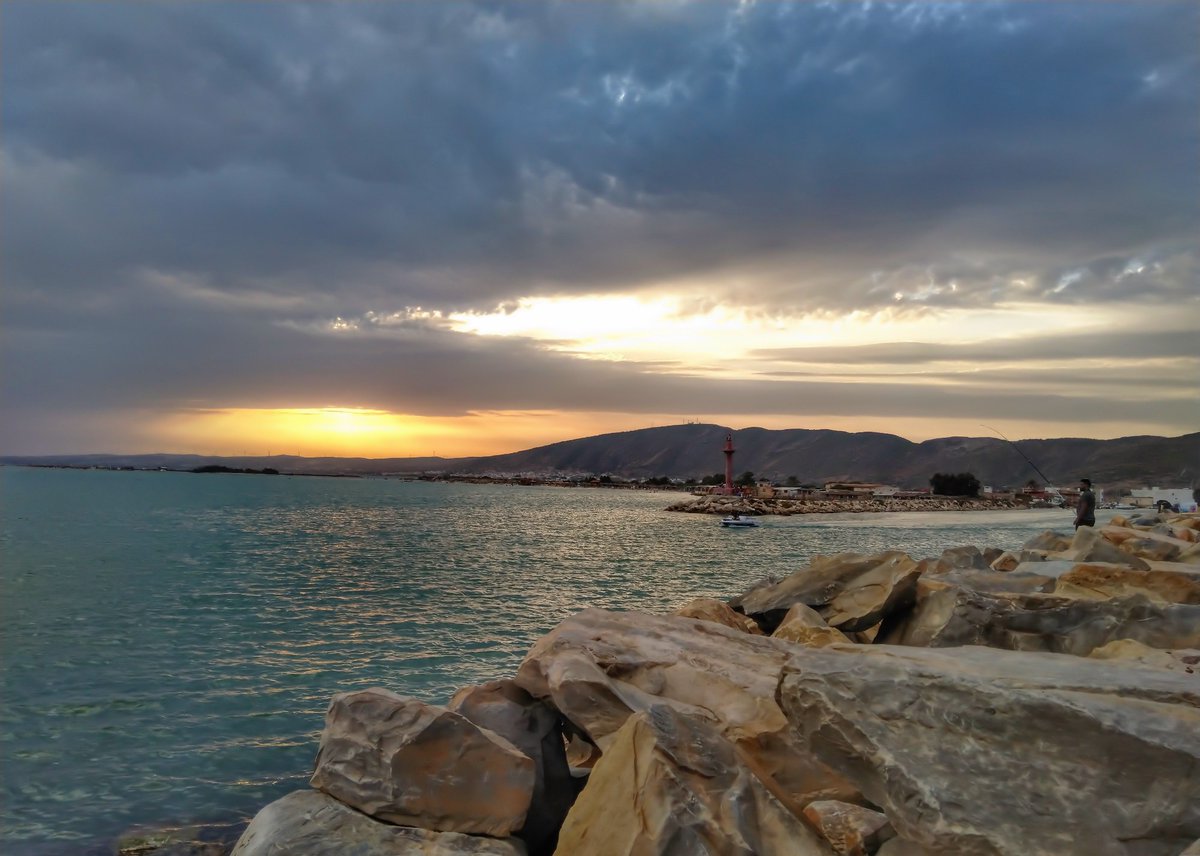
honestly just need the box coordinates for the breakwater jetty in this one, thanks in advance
[137,511,1199,855]
[667,494,1021,516]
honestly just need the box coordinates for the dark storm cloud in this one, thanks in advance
[1,1,1197,451]
[4,1,1196,309]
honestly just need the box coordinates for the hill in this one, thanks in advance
[6,425,1196,489]
[455,425,1199,488]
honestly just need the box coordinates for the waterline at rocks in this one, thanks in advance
[204,511,1200,855]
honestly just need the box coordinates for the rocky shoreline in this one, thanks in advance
[132,511,1199,856]
[666,495,1024,516]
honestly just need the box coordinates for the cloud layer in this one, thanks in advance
[2,1,1197,453]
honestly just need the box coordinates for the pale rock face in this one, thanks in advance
[923,565,1057,595]
[231,790,529,856]
[1022,530,1072,552]
[988,549,1052,572]
[447,680,575,854]
[802,800,894,856]
[874,840,936,856]
[673,597,764,634]
[310,689,534,837]
[778,644,1200,856]
[819,557,923,632]
[732,552,920,633]
[934,545,989,571]
[1088,639,1200,673]
[883,578,1200,655]
[515,609,860,807]
[553,706,836,856]
[1053,563,1200,604]
[773,603,852,647]
[1118,535,1186,562]
[1049,526,1151,568]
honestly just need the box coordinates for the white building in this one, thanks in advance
[1129,487,1197,512]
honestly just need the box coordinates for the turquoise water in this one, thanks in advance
[0,466,1088,853]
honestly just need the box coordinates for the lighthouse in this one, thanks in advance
[723,432,735,494]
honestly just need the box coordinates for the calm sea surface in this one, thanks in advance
[0,466,1095,853]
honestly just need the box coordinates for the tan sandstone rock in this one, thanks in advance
[553,706,836,856]
[231,789,528,856]
[778,644,1200,856]
[1088,639,1200,673]
[883,578,1200,655]
[514,608,860,808]
[1022,530,1072,552]
[1050,526,1152,568]
[819,556,923,632]
[874,840,936,856]
[802,800,894,856]
[924,565,1057,595]
[772,603,853,647]
[732,552,920,633]
[673,597,763,634]
[310,688,534,836]
[987,549,1049,572]
[1053,563,1200,604]
[448,680,575,854]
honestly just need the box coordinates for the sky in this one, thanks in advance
[2,1,1197,458]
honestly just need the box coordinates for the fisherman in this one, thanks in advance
[1074,478,1096,529]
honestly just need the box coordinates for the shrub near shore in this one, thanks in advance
[138,511,1200,856]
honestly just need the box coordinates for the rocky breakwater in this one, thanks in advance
[666,494,1020,516]
[230,511,1200,856]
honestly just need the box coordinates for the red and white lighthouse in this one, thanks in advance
[723,432,735,494]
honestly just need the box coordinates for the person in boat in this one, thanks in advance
[730,509,741,519]
[1074,478,1096,529]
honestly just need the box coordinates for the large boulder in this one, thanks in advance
[1049,526,1151,569]
[231,789,528,856]
[934,545,989,571]
[310,689,534,836]
[778,644,1200,856]
[773,603,852,647]
[1053,563,1200,604]
[1021,530,1072,552]
[514,609,860,807]
[988,550,1048,572]
[553,706,836,856]
[883,578,1200,655]
[923,566,1057,595]
[732,552,920,633]
[447,680,574,855]
[819,558,924,633]
[802,800,894,856]
[673,597,764,634]
[1088,639,1200,674]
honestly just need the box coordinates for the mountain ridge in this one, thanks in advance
[4,424,1198,488]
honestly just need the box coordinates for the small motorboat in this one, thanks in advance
[720,515,760,527]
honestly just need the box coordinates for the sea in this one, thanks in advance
[0,465,1101,854]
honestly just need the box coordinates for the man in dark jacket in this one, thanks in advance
[1074,478,1096,529]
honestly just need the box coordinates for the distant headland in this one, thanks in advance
[3,423,1197,490]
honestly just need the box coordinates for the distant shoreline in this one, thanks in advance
[668,495,1038,516]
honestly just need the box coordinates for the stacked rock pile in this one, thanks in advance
[231,512,1200,856]
[666,495,1021,516]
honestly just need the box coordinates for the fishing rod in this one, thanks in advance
[981,424,1059,491]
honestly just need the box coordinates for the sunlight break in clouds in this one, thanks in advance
[443,293,1109,379]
